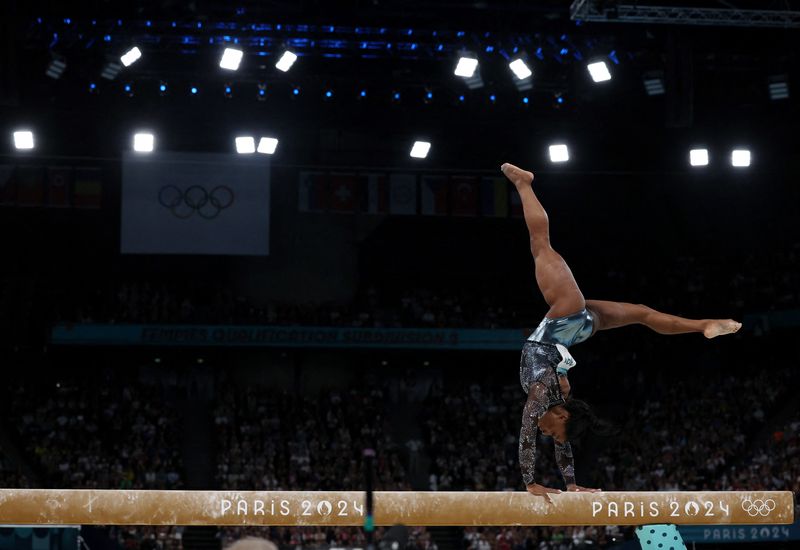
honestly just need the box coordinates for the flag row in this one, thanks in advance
[0,165,104,209]
[298,172,523,217]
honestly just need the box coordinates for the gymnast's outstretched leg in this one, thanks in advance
[501,162,741,339]
[501,163,586,319]
[586,300,740,339]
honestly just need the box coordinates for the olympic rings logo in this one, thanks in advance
[741,498,776,517]
[158,185,234,219]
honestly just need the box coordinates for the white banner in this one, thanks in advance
[121,152,270,255]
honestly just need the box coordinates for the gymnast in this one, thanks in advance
[500,163,742,502]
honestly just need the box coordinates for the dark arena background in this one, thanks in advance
[1,1,799,549]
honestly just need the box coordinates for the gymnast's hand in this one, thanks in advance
[526,483,561,503]
[566,483,602,493]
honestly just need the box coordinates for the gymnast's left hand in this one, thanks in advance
[566,484,601,493]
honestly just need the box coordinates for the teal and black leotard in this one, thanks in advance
[517,308,596,487]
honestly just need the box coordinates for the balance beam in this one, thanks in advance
[0,490,792,526]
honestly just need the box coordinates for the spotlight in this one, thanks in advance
[521,96,529,105]
[120,46,142,67]
[133,132,154,153]
[731,149,751,168]
[457,94,465,103]
[88,82,97,93]
[45,55,67,79]
[454,56,478,78]
[391,90,401,102]
[768,75,789,100]
[13,130,35,150]
[424,88,433,104]
[359,89,367,99]
[257,137,279,155]
[455,53,483,89]
[220,47,243,71]
[324,89,334,99]
[124,83,134,97]
[643,71,665,96]
[275,50,298,72]
[410,140,431,159]
[158,81,167,96]
[509,58,532,80]
[257,83,267,101]
[689,148,708,167]
[100,60,122,80]
[548,144,569,163]
[190,85,198,95]
[235,136,256,154]
[292,86,301,97]
[224,83,233,98]
[587,61,611,83]
[489,94,497,103]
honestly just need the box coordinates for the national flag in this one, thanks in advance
[0,165,14,205]
[15,165,45,206]
[420,175,448,216]
[450,176,479,217]
[328,173,358,213]
[365,173,389,215]
[46,166,72,207]
[480,177,509,218]
[298,172,328,212]
[389,174,417,215]
[73,168,103,208]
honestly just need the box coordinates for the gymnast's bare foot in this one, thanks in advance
[501,163,534,189]
[703,319,742,339]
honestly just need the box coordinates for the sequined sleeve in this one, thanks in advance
[519,382,548,486]
[554,441,576,486]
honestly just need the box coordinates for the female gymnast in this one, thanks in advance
[500,162,742,502]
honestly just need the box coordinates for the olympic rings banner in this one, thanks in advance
[121,152,271,255]
[51,324,530,350]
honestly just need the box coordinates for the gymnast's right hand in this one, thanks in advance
[526,483,561,503]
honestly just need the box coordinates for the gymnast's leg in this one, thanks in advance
[501,163,585,318]
[586,299,741,339]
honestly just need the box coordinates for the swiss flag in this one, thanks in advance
[328,173,358,213]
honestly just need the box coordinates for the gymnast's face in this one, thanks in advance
[538,405,569,444]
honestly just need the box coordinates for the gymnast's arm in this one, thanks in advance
[554,440,576,486]
[519,383,561,501]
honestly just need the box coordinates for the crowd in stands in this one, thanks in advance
[26,242,796,333]
[214,384,415,548]
[2,374,184,490]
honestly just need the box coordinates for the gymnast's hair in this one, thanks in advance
[563,397,619,442]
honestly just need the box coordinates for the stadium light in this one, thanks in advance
[454,57,478,78]
[275,50,298,72]
[235,136,256,154]
[133,133,154,153]
[689,149,709,167]
[257,137,279,155]
[587,61,612,83]
[768,75,789,100]
[509,59,532,80]
[731,149,751,168]
[220,48,243,71]
[120,47,142,67]
[410,141,431,159]
[13,130,34,150]
[643,71,665,96]
[548,144,569,163]
[45,56,67,79]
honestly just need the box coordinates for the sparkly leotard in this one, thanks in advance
[518,341,575,486]
[518,308,596,487]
